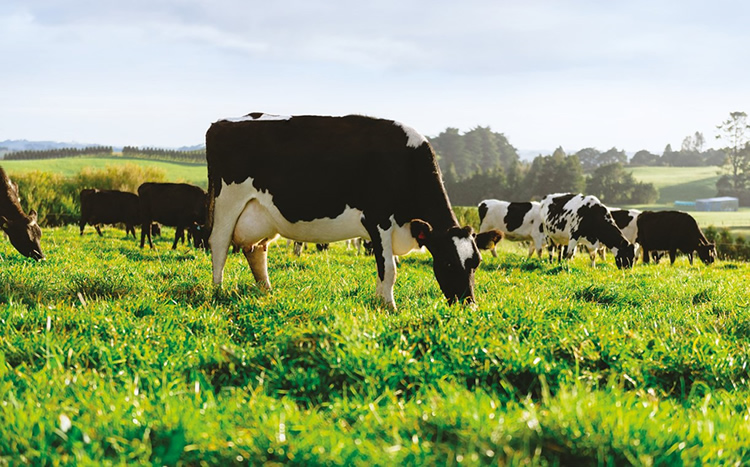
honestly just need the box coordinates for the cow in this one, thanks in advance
[0,167,44,260]
[79,189,140,237]
[206,113,500,309]
[477,200,545,258]
[540,193,635,268]
[137,182,208,249]
[592,208,643,261]
[635,210,716,265]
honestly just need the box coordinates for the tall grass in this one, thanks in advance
[1,227,749,464]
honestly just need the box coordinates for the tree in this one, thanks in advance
[716,111,750,191]
[630,149,660,166]
[585,163,658,204]
[522,149,584,199]
[575,147,602,172]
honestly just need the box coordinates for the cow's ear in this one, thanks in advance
[28,210,37,222]
[0,216,9,232]
[410,219,433,247]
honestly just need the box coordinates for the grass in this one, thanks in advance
[1,226,750,464]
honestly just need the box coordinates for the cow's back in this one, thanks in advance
[206,114,454,233]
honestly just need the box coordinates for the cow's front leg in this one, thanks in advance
[243,243,271,291]
[363,217,398,309]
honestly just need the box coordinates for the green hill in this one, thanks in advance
[1,156,208,188]
[626,166,723,204]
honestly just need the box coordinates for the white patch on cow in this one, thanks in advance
[219,113,291,123]
[394,121,428,148]
[226,178,370,247]
[453,236,475,269]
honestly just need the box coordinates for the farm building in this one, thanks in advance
[695,196,739,212]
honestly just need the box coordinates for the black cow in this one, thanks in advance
[205,113,499,308]
[0,167,44,260]
[636,210,716,265]
[79,189,139,237]
[540,193,635,268]
[138,182,208,249]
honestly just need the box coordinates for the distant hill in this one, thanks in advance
[0,139,100,155]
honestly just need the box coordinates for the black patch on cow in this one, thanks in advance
[206,115,456,232]
[610,209,635,230]
[544,193,576,232]
[478,202,488,224]
[504,202,534,232]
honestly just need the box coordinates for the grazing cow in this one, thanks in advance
[138,183,207,249]
[206,113,499,308]
[478,200,545,258]
[636,210,716,265]
[540,193,635,268]
[0,167,44,260]
[594,208,643,260]
[79,189,139,237]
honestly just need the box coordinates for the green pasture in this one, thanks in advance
[1,226,750,464]
[627,165,724,204]
[2,156,208,189]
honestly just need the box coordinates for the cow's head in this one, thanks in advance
[613,242,635,269]
[697,243,717,265]
[411,220,486,305]
[1,211,44,260]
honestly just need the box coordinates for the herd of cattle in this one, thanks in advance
[478,194,717,268]
[0,113,722,308]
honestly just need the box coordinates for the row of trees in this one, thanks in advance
[121,146,205,163]
[4,146,113,160]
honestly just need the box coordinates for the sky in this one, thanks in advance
[2,0,749,155]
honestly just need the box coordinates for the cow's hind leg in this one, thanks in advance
[209,184,256,285]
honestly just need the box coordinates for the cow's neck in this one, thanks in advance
[0,178,25,221]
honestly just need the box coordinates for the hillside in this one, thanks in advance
[627,166,724,204]
[2,156,208,189]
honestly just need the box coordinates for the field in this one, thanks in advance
[2,157,208,189]
[626,166,723,205]
[1,226,750,464]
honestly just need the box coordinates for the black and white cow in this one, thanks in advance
[206,113,499,308]
[540,193,635,268]
[636,210,716,265]
[0,167,44,260]
[478,200,545,258]
[79,189,140,238]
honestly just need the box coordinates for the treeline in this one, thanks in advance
[4,146,113,160]
[432,127,659,206]
[121,146,206,163]
[2,146,207,164]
